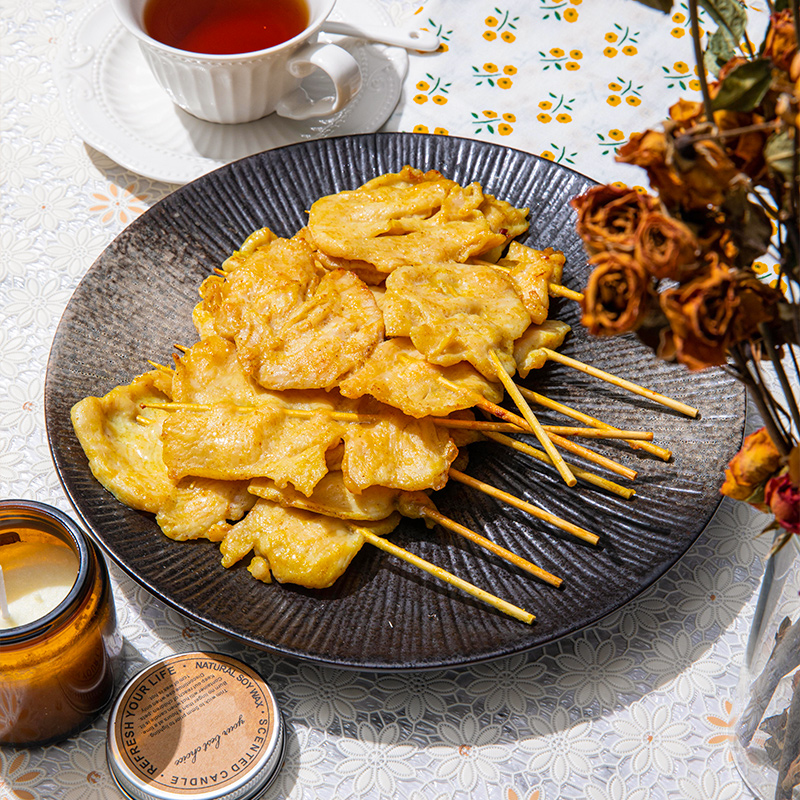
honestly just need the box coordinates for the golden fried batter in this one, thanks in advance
[200,236,324,341]
[382,261,531,379]
[156,477,255,541]
[172,335,277,405]
[219,499,400,588]
[234,267,384,390]
[70,370,174,513]
[339,337,503,418]
[513,320,572,378]
[249,471,400,521]
[306,166,528,273]
[160,404,345,497]
[342,401,458,493]
[498,243,566,325]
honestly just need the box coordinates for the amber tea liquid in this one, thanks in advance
[143,0,310,55]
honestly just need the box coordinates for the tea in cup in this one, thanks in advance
[110,0,362,124]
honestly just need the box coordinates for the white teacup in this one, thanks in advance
[110,0,363,124]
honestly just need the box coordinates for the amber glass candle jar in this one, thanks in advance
[0,500,120,747]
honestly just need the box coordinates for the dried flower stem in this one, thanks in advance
[750,344,794,445]
[731,344,791,455]
[689,0,717,130]
[679,121,780,148]
[759,322,800,440]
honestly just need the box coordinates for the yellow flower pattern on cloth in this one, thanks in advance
[395,0,710,185]
[603,24,639,57]
[482,8,519,42]
[414,74,451,105]
[472,62,517,89]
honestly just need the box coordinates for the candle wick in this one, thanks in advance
[0,566,11,621]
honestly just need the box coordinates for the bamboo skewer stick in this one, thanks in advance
[545,432,638,480]
[483,432,636,499]
[539,348,699,418]
[142,401,380,424]
[431,418,652,440]
[146,401,647,439]
[439,381,637,478]
[350,526,535,623]
[474,397,638,479]
[417,506,562,587]
[548,284,584,302]
[516,386,672,461]
[489,350,577,487]
[147,360,173,373]
[147,399,636,479]
[449,468,599,545]
[538,426,652,440]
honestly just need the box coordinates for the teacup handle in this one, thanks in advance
[276,42,362,120]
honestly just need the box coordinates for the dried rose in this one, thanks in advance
[659,254,781,370]
[764,10,798,74]
[581,251,654,336]
[616,129,739,212]
[720,427,782,506]
[614,130,680,203]
[764,472,800,534]
[634,211,700,281]
[570,184,658,255]
[667,98,767,180]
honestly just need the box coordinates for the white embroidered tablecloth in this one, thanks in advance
[0,0,779,798]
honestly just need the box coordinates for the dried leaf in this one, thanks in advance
[765,130,796,180]
[700,0,748,76]
[720,184,772,265]
[711,59,773,112]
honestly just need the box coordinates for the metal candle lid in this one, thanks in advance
[107,652,284,800]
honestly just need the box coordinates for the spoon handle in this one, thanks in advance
[321,21,440,51]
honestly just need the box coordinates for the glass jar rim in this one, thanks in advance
[0,499,93,644]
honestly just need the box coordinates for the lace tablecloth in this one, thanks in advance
[1,0,777,797]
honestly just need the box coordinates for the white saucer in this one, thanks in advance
[55,0,408,184]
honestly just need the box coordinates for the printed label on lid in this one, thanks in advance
[115,653,276,794]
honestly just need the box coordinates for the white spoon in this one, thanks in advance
[320,21,440,52]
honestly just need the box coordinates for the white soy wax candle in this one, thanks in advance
[0,537,79,629]
[0,500,120,746]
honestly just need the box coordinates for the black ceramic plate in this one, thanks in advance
[45,133,745,670]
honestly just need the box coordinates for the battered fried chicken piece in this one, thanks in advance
[172,335,278,405]
[382,261,531,379]
[496,243,566,325]
[200,236,325,340]
[219,498,401,589]
[160,404,345,497]
[156,477,255,541]
[342,399,458,493]
[220,226,276,274]
[306,166,529,273]
[235,267,384,390]
[70,370,174,513]
[339,337,503,418]
[513,320,572,378]
[249,471,401,521]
